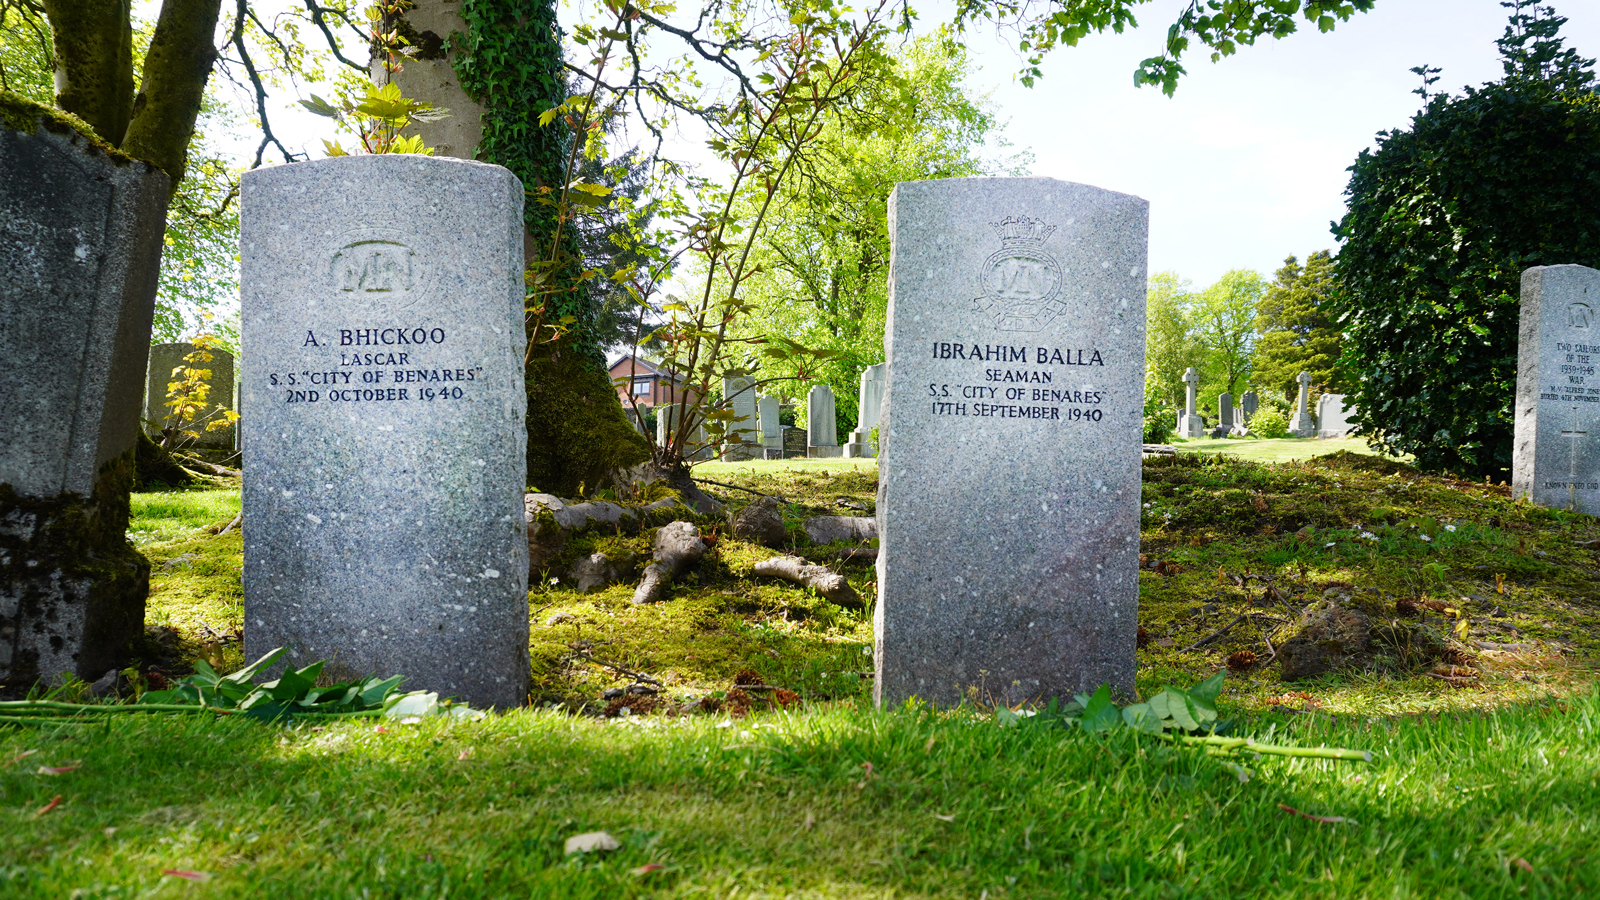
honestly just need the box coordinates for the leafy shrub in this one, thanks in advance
[1250,408,1290,439]
[1330,6,1600,478]
[1143,397,1173,443]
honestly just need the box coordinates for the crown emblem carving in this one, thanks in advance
[991,216,1056,250]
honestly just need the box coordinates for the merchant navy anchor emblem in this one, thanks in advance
[972,215,1063,333]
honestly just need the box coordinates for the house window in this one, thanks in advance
[632,377,652,396]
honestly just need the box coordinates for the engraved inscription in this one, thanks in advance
[926,340,1107,424]
[1572,302,1593,329]
[330,240,415,293]
[972,216,1064,333]
[266,326,485,406]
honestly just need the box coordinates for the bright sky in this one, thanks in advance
[221,0,1600,291]
[947,0,1600,287]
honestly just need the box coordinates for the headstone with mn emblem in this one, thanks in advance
[1514,265,1600,514]
[876,177,1147,707]
[241,155,530,707]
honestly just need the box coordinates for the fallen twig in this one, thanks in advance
[1182,614,1248,652]
[692,477,768,498]
[1278,803,1358,824]
[573,651,663,687]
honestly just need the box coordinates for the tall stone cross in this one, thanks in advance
[1183,367,1199,415]
[1296,370,1311,414]
[1562,406,1587,478]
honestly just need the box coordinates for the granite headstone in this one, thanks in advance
[1217,392,1234,432]
[241,155,530,708]
[1513,265,1600,514]
[807,384,841,457]
[0,115,169,686]
[757,395,783,460]
[657,402,710,461]
[1240,390,1258,425]
[876,176,1147,707]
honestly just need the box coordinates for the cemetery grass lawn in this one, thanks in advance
[3,690,1599,897]
[16,453,1589,895]
[1168,435,1403,464]
[131,482,245,668]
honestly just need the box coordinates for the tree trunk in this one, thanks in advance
[121,0,224,188]
[41,0,135,145]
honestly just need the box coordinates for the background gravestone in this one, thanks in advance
[0,116,169,688]
[1240,391,1258,427]
[1316,393,1355,438]
[1217,392,1234,432]
[241,155,530,708]
[876,176,1147,707]
[782,426,807,458]
[845,362,886,458]
[1293,371,1316,437]
[1178,367,1205,437]
[808,384,841,457]
[757,395,783,459]
[721,376,758,461]
[1513,265,1600,514]
[143,342,237,449]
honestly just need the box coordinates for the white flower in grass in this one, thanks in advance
[1359,531,1377,542]
[1420,534,1433,542]
[1324,542,1337,548]
[1445,524,1457,532]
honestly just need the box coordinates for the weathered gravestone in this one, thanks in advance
[1217,392,1235,432]
[808,384,841,457]
[143,342,237,448]
[1178,367,1205,438]
[720,376,758,461]
[241,155,530,707]
[1240,390,1258,428]
[0,114,169,688]
[1293,371,1315,437]
[757,395,783,459]
[876,177,1147,707]
[845,362,886,458]
[657,403,710,461]
[1316,393,1355,438]
[1513,265,1600,514]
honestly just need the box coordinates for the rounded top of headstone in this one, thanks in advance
[890,175,1148,210]
[241,153,523,193]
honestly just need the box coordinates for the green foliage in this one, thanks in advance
[1247,406,1290,439]
[1253,250,1341,403]
[1192,268,1263,396]
[299,81,449,156]
[953,0,1376,92]
[730,30,1020,429]
[157,333,238,451]
[1144,272,1202,410]
[1142,393,1172,443]
[1331,2,1600,478]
